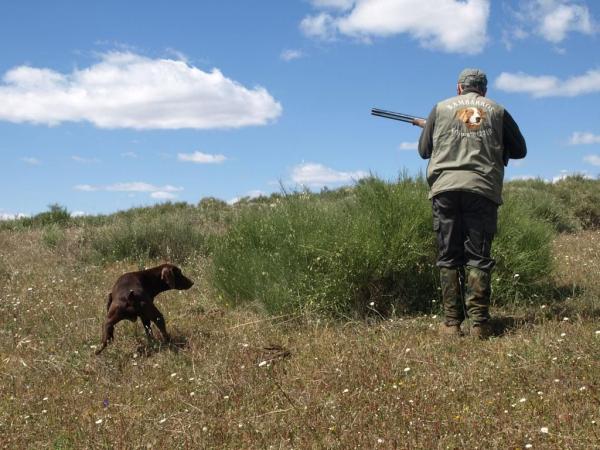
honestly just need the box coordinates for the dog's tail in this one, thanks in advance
[106,293,113,312]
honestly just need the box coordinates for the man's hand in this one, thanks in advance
[412,118,426,128]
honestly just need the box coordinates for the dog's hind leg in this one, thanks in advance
[96,316,120,355]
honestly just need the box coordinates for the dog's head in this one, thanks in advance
[456,107,486,130]
[161,264,194,290]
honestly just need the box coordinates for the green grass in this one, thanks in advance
[0,177,599,448]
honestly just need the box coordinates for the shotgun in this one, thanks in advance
[371,108,426,128]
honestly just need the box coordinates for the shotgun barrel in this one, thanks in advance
[371,108,424,124]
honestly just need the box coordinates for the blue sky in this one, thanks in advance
[1,0,599,218]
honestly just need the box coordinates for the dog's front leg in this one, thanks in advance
[146,303,170,343]
[141,318,155,342]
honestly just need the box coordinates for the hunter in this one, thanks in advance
[417,68,527,339]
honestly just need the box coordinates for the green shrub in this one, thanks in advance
[212,177,555,317]
[84,212,208,264]
[504,176,600,232]
[504,180,580,233]
[552,176,600,229]
[493,192,555,303]
[41,224,66,249]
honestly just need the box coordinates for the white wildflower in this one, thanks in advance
[540,427,549,433]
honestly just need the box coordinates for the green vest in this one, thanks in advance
[427,92,505,204]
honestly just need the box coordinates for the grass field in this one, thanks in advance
[1,180,599,449]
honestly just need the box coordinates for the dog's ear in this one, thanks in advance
[161,266,175,288]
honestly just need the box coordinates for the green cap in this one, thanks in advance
[458,68,487,88]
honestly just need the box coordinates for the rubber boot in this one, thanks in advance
[439,267,465,336]
[465,266,493,339]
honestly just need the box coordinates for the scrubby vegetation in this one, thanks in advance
[2,176,598,318]
[212,177,556,316]
[1,176,599,448]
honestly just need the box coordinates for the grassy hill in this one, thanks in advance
[0,176,599,448]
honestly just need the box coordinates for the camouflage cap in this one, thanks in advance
[458,68,487,88]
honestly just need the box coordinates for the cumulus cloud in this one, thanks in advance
[301,13,339,40]
[0,51,282,129]
[495,69,600,97]
[22,157,41,165]
[505,0,597,47]
[178,151,227,164]
[72,155,100,164]
[584,154,600,166]
[301,0,491,54]
[399,142,418,151]
[570,132,600,145]
[150,191,178,200]
[280,49,305,61]
[74,181,183,199]
[291,162,368,187]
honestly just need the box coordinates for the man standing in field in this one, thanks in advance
[417,68,527,338]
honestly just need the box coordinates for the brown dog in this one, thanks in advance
[95,264,194,355]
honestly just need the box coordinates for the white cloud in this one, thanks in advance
[583,154,600,166]
[151,191,178,200]
[72,155,100,164]
[570,132,600,145]
[0,51,282,129]
[301,13,338,40]
[71,211,87,217]
[495,69,600,97]
[121,151,138,159]
[75,181,183,199]
[280,49,305,61]
[177,151,227,164]
[22,157,41,165]
[291,162,368,187]
[399,142,418,151]
[301,0,491,55]
[504,1,597,48]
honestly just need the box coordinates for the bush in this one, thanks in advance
[504,180,580,233]
[504,176,600,232]
[552,176,600,229]
[493,192,555,303]
[83,212,209,264]
[212,177,555,317]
